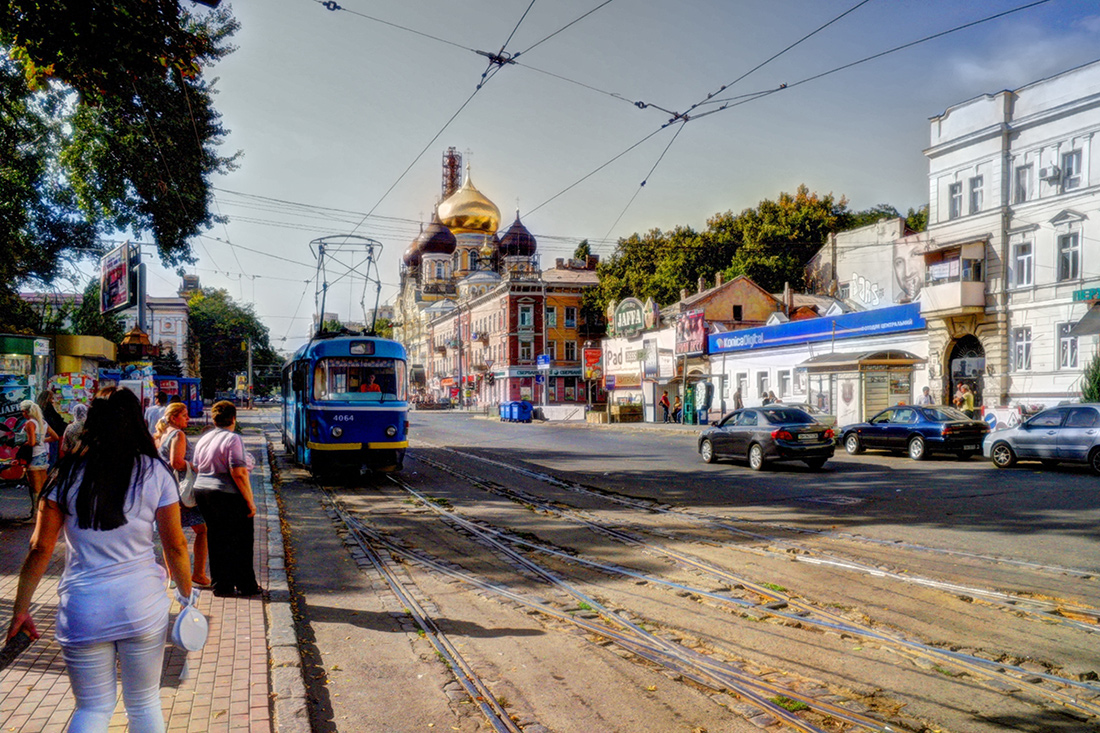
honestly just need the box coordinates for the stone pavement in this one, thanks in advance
[0,418,305,732]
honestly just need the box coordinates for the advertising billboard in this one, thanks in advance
[583,348,603,381]
[675,309,707,356]
[100,243,134,315]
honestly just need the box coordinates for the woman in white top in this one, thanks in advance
[7,387,194,733]
[19,400,58,511]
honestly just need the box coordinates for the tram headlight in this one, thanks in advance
[331,426,343,438]
[385,425,397,437]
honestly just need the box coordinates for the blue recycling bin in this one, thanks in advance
[515,400,533,423]
[503,401,517,422]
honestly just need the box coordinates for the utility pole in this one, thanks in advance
[247,336,254,409]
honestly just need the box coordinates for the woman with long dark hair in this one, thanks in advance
[6,388,193,733]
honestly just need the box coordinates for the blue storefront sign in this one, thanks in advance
[708,303,925,355]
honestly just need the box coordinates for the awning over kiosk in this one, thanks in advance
[799,350,926,372]
[1068,303,1100,337]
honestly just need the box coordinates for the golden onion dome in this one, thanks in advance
[437,168,500,235]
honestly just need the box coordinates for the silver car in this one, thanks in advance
[984,404,1100,473]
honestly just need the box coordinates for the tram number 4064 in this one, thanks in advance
[332,414,355,422]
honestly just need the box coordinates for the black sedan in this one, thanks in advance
[840,405,989,461]
[698,406,835,471]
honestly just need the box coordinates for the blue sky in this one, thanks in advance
[126,0,1100,351]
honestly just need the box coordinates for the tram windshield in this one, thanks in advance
[313,358,407,402]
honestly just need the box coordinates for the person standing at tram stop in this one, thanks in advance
[19,400,59,511]
[917,386,934,406]
[960,384,976,419]
[156,403,212,589]
[144,391,168,435]
[192,400,262,598]
[7,388,194,733]
[37,387,67,467]
[659,390,671,422]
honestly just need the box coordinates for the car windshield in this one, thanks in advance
[760,407,814,424]
[922,406,970,422]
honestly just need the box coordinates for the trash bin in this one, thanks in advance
[515,400,533,423]
[499,402,511,422]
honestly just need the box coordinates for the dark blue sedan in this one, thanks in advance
[698,406,835,471]
[840,405,989,461]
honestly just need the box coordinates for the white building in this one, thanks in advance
[923,58,1100,409]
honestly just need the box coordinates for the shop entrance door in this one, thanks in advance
[949,335,985,409]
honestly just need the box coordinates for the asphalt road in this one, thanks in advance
[410,411,1100,575]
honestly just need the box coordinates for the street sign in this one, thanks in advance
[535,374,545,384]
[536,354,552,370]
[485,358,495,369]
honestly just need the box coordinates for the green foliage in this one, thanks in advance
[152,347,184,377]
[905,205,929,233]
[373,316,395,340]
[770,696,809,712]
[70,281,126,342]
[187,288,281,398]
[1082,351,1100,403]
[573,239,591,260]
[844,203,901,230]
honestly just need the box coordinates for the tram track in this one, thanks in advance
[419,443,1100,630]
[402,449,1100,724]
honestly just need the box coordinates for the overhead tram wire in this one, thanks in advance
[515,0,616,57]
[312,0,476,53]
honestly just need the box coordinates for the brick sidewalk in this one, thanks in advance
[0,425,285,733]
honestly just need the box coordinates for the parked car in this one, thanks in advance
[782,402,837,428]
[984,404,1100,474]
[698,406,835,471]
[840,405,989,461]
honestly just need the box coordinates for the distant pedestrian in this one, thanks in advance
[952,384,965,410]
[917,386,934,406]
[761,392,772,406]
[59,402,89,458]
[37,388,67,467]
[659,391,671,422]
[145,392,168,435]
[733,388,743,410]
[19,400,59,513]
[961,384,976,418]
[672,395,682,423]
[767,390,780,405]
[7,387,194,732]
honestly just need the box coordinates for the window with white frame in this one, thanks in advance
[948,182,962,219]
[1012,327,1032,372]
[518,304,534,329]
[546,307,557,328]
[757,372,769,399]
[1058,323,1078,370]
[1058,233,1080,281]
[1014,165,1031,204]
[1013,242,1033,288]
[519,339,533,361]
[564,307,577,329]
[1062,149,1082,190]
[564,340,577,361]
[968,176,983,214]
[778,370,791,399]
[434,261,445,279]
[547,341,557,360]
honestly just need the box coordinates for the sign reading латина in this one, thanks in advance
[613,298,646,337]
[708,303,925,354]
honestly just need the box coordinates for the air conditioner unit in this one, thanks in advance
[1039,166,1061,182]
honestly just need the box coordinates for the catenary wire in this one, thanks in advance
[515,0,616,57]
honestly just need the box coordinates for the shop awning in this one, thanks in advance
[1069,303,1100,337]
[799,350,926,372]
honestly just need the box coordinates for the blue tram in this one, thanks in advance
[281,335,409,473]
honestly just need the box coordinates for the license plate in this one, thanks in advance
[798,433,816,441]
[963,444,978,450]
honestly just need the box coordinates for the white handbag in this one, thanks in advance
[179,463,198,508]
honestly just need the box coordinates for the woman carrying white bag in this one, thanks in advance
[156,402,212,588]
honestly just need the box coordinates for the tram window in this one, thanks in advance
[312,358,407,401]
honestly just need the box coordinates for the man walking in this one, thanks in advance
[917,386,934,405]
[145,391,168,434]
[659,390,671,423]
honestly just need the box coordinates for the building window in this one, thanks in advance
[1062,149,1082,190]
[1012,327,1032,372]
[564,340,577,361]
[546,307,557,328]
[564,307,577,329]
[968,175,983,214]
[519,304,534,329]
[1014,165,1031,204]
[948,182,962,219]
[778,370,791,399]
[733,305,743,321]
[837,283,850,300]
[434,262,445,279]
[1058,323,1079,370]
[756,372,769,399]
[519,340,533,361]
[1058,233,1080,281]
[1012,242,1033,288]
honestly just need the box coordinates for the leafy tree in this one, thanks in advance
[373,317,395,340]
[70,281,126,342]
[1082,351,1100,403]
[843,203,901,230]
[573,239,591,260]
[188,288,281,398]
[0,1,240,311]
[905,205,928,233]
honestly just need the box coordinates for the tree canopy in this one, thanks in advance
[0,1,239,332]
[187,288,282,398]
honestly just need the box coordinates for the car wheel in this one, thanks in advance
[844,434,863,455]
[700,439,717,464]
[908,435,927,461]
[748,443,765,471]
[804,458,827,470]
[956,451,974,461]
[1089,448,1100,476]
[990,442,1016,468]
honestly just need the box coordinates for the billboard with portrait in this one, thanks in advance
[675,310,707,356]
[100,243,134,315]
